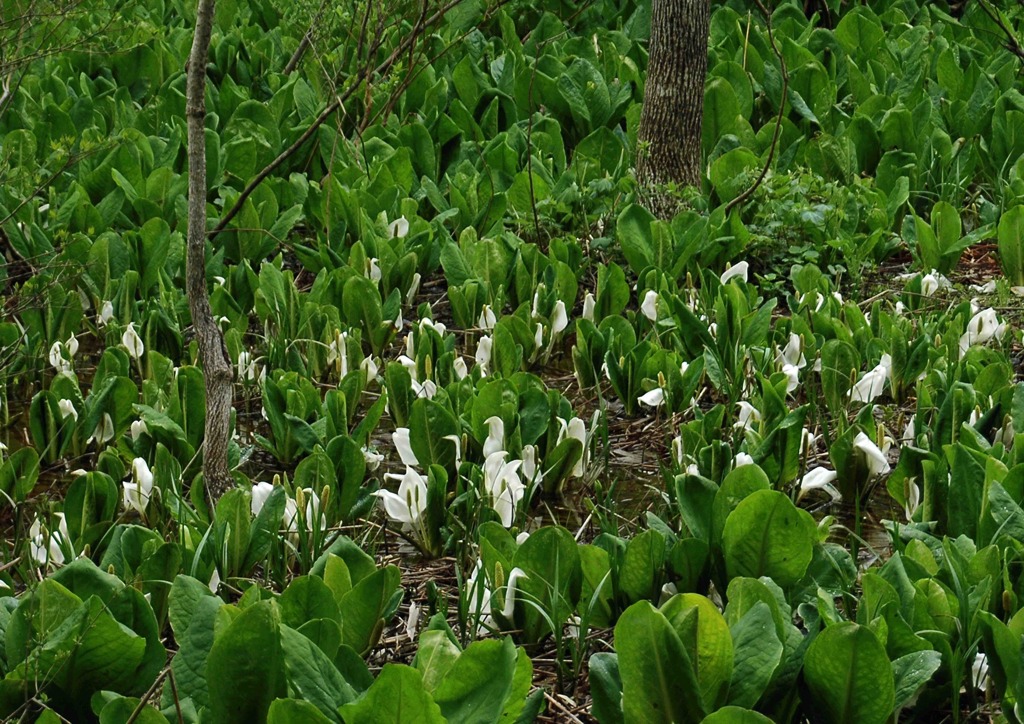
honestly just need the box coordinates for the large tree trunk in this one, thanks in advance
[186,0,234,500]
[636,0,710,218]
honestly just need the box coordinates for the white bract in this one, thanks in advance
[735,401,761,430]
[550,300,569,336]
[88,412,115,446]
[466,561,528,633]
[475,335,492,376]
[122,323,145,359]
[375,467,429,526]
[582,292,596,323]
[720,261,749,285]
[387,216,410,238]
[798,467,841,502]
[478,305,497,331]
[638,387,665,408]
[58,398,78,422]
[959,308,1007,358]
[130,419,148,441]
[734,452,754,467]
[123,457,155,515]
[483,416,505,459]
[393,428,419,467]
[251,481,275,516]
[327,330,348,377]
[850,361,889,404]
[29,513,69,566]
[640,290,659,321]
[99,300,115,327]
[853,432,891,478]
[482,451,525,528]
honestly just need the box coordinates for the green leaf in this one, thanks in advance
[267,698,333,724]
[701,707,774,723]
[803,622,895,724]
[280,624,357,720]
[432,637,517,724]
[279,576,342,629]
[726,602,782,707]
[338,565,401,655]
[615,204,654,272]
[614,601,705,724]
[589,652,623,724]
[660,594,733,711]
[891,650,942,711]
[206,601,286,724]
[722,490,816,588]
[998,205,1024,285]
[339,664,445,724]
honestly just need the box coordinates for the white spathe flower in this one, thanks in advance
[361,355,379,381]
[735,401,761,430]
[453,357,468,380]
[776,333,806,369]
[566,417,588,478]
[850,362,889,404]
[902,414,916,446]
[412,378,438,399]
[375,467,429,525]
[478,305,497,331]
[483,451,525,528]
[582,292,596,323]
[972,654,990,691]
[734,452,754,467]
[362,446,384,471]
[798,467,841,502]
[238,350,260,382]
[58,398,78,422]
[640,290,659,321]
[387,216,410,238]
[443,434,463,470]
[638,387,665,408]
[49,341,71,373]
[284,487,326,534]
[208,568,221,594]
[720,261,749,285]
[65,334,79,358]
[130,419,148,442]
[959,308,1007,358]
[521,444,542,487]
[29,513,69,566]
[393,428,419,467]
[852,432,891,478]
[551,300,569,336]
[327,330,348,378]
[366,258,382,283]
[251,481,274,516]
[782,364,800,393]
[904,477,921,521]
[123,457,155,515]
[88,412,115,446]
[483,416,505,459]
[99,300,115,327]
[467,561,528,631]
[970,280,997,294]
[920,271,951,297]
[533,323,544,350]
[475,335,492,376]
[406,272,422,306]
[122,323,144,360]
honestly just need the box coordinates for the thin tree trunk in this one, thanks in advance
[636,0,710,218]
[186,0,234,500]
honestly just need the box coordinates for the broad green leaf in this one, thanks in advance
[803,622,895,724]
[339,664,445,724]
[206,601,286,724]
[432,637,517,724]
[614,601,705,724]
[722,490,816,588]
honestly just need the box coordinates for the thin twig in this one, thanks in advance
[125,666,171,724]
[977,0,1024,65]
[209,0,466,240]
[725,0,788,215]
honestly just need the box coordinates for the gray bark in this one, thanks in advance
[636,0,710,217]
[186,0,234,499]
